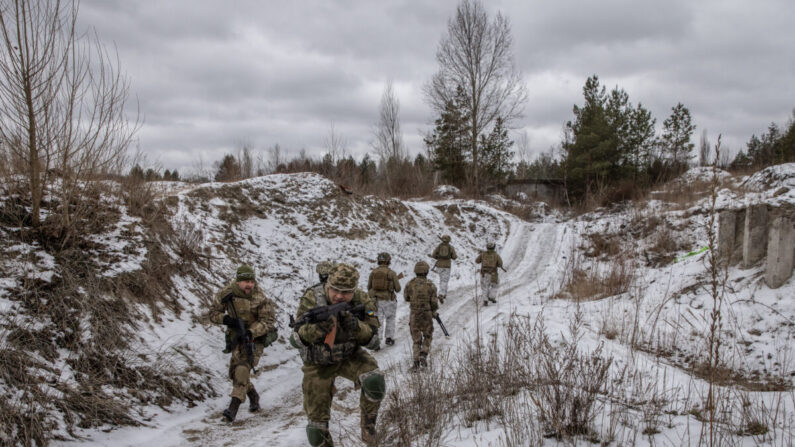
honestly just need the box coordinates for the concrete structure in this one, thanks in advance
[765,217,795,289]
[718,209,745,266]
[503,178,566,204]
[742,204,769,268]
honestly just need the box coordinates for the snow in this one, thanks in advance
[2,168,788,447]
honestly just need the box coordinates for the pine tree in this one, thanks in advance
[479,117,514,186]
[215,154,242,182]
[661,103,696,172]
[424,86,471,186]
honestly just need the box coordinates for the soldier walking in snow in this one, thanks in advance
[475,242,504,306]
[367,252,401,347]
[210,264,278,422]
[430,234,457,303]
[290,264,385,446]
[404,261,439,369]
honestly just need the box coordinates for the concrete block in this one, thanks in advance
[743,204,769,268]
[718,209,745,266]
[765,217,795,289]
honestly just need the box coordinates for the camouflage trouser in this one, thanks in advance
[436,268,450,297]
[409,311,433,361]
[481,274,499,301]
[376,299,397,340]
[302,349,381,423]
[229,341,264,401]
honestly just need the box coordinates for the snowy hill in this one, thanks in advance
[2,166,794,446]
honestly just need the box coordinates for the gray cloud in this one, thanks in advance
[78,0,794,173]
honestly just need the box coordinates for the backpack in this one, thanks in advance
[372,269,389,291]
[482,252,497,269]
[410,279,432,310]
[438,244,450,258]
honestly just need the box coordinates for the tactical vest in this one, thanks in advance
[294,284,360,366]
[372,269,389,291]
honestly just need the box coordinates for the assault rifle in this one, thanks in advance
[289,302,367,331]
[222,293,257,373]
[435,314,450,337]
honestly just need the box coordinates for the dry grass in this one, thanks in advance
[558,252,635,301]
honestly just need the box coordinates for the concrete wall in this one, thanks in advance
[742,204,769,268]
[719,204,793,289]
[765,217,795,289]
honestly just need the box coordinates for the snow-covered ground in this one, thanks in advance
[3,166,792,446]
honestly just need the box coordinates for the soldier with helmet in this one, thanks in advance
[291,263,385,446]
[430,234,457,303]
[475,241,504,306]
[367,252,402,347]
[209,264,278,422]
[315,261,334,284]
[404,261,439,369]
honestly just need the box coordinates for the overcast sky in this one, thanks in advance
[79,0,795,175]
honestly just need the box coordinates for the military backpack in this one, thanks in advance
[372,269,389,291]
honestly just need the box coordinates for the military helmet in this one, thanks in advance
[441,234,451,242]
[414,261,430,275]
[486,241,496,250]
[236,264,255,281]
[328,263,359,291]
[377,252,391,264]
[316,261,334,276]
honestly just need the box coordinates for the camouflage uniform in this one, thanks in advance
[431,235,457,302]
[292,264,384,446]
[475,245,503,304]
[404,262,438,367]
[367,253,401,345]
[209,265,277,420]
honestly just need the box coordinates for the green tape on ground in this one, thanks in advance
[675,246,710,262]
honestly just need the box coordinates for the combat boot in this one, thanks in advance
[385,337,394,346]
[247,388,260,412]
[361,412,377,444]
[489,297,497,303]
[412,360,421,370]
[439,295,445,304]
[419,353,428,368]
[483,300,489,306]
[222,397,242,422]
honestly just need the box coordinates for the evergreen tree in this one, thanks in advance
[163,169,172,180]
[214,154,241,182]
[424,86,471,186]
[171,169,180,181]
[479,117,514,186]
[661,103,696,172]
[562,75,620,200]
[625,103,657,182]
[129,164,145,180]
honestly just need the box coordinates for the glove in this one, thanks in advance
[433,311,439,318]
[339,311,360,333]
[222,315,236,327]
[315,318,335,334]
[245,329,253,340]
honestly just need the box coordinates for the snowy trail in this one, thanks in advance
[179,220,572,446]
[62,218,573,447]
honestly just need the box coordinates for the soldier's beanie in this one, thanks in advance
[236,264,255,281]
[328,263,359,291]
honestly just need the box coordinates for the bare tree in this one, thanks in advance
[323,122,347,173]
[237,142,254,179]
[267,143,283,173]
[0,0,138,232]
[372,79,404,162]
[424,0,527,193]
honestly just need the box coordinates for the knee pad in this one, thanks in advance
[359,370,386,402]
[306,421,331,446]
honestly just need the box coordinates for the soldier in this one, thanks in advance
[316,261,334,284]
[367,252,401,347]
[210,264,278,422]
[430,234,457,303]
[291,263,385,446]
[475,242,504,306]
[404,261,438,369]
